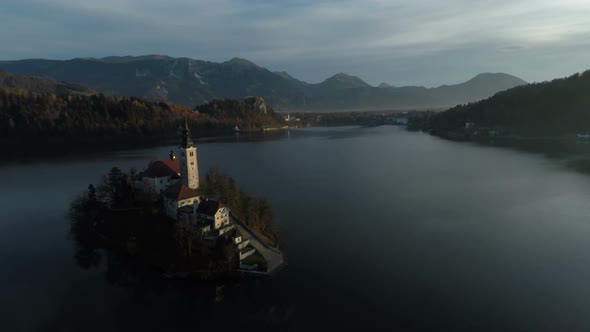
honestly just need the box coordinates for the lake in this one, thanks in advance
[3,126,590,331]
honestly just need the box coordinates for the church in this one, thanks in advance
[162,120,201,219]
[133,120,198,201]
[133,120,262,269]
[136,120,233,235]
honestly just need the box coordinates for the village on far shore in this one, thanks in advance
[130,120,284,276]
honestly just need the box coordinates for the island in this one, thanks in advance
[70,120,284,280]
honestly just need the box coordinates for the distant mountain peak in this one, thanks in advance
[466,72,527,85]
[377,82,394,88]
[225,57,260,68]
[330,72,361,80]
[320,73,370,89]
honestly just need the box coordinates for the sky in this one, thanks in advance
[1,0,590,86]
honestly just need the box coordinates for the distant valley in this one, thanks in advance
[0,55,526,111]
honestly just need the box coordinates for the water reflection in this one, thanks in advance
[459,137,590,175]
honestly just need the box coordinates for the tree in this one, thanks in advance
[87,184,97,202]
[97,167,134,208]
[174,221,196,258]
[198,167,281,247]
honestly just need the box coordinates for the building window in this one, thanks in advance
[190,151,194,157]
[191,162,194,165]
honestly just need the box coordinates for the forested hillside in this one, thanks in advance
[427,70,590,136]
[0,89,283,145]
[195,97,285,131]
[0,90,196,139]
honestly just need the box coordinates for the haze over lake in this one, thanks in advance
[3,126,590,331]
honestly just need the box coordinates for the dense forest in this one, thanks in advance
[0,87,285,146]
[426,70,590,136]
[0,90,197,138]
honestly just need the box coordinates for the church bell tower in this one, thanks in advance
[179,119,199,189]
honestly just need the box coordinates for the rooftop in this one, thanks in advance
[197,199,225,216]
[143,159,180,178]
[163,183,200,201]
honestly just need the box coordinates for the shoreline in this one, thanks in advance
[83,208,285,281]
[0,128,298,164]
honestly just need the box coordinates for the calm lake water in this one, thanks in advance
[3,126,590,331]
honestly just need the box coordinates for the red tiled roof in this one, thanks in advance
[163,183,200,201]
[143,159,180,178]
[178,185,200,200]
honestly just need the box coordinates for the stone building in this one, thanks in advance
[163,184,200,219]
[135,152,180,194]
[196,199,231,231]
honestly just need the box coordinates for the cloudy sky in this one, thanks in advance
[2,0,590,86]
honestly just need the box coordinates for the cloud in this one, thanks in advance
[1,0,590,85]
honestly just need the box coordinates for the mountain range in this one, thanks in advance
[0,55,527,111]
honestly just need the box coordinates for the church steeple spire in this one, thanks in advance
[178,118,199,190]
[181,118,194,148]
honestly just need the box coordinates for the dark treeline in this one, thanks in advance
[70,167,255,276]
[0,90,197,138]
[195,97,285,131]
[292,110,403,127]
[0,90,285,146]
[425,70,590,136]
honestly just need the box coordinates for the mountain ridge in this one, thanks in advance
[0,55,527,111]
[0,70,94,95]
